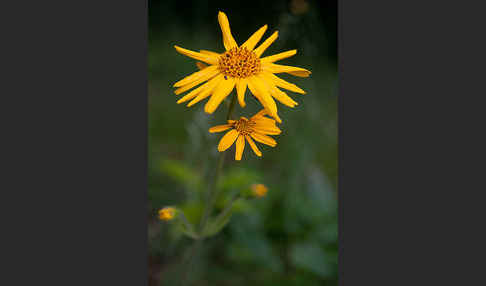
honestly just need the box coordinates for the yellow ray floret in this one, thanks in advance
[173,11,311,122]
[209,109,281,161]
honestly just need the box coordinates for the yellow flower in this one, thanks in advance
[158,207,176,221]
[251,184,268,197]
[174,11,311,123]
[209,109,281,160]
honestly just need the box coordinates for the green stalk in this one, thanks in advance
[179,94,237,286]
[210,191,241,231]
[178,239,201,286]
[199,94,236,233]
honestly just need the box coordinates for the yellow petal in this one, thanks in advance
[271,88,298,107]
[261,50,297,63]
[199,50,220,57]
[235,135,245,161]
[252,117,278,128]
[252,116,282,135]
[187,74,224,107]
[253,125,282,135]
[247,76,281,123]
[250,109,275,122]
[263,63,311,77]
[247,80,270,116]
[209,124,233,133]
[252,116,279,128]
[257,74,298,107]
[218,11,238,50]
[236,78,248,107]
[218,129,239,151]
[177,80,209,104]
[250,132,277,147]
[263,72,306,94]
[174,67,220,95]
[196,62,208,70]
[251,109,268,118]
[173,65,219,87]
[253,31,278,57]
[245,135,262,157]
[204,77,236,114]
[241,25,268,51]
[174,45,218,65]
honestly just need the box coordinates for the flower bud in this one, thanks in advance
[251,184,268,198]
[158,207,177,221]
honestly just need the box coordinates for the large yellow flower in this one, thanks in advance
[209,109,281,160]
[174,11,311,123]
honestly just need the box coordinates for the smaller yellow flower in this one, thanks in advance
[251,184,268,197]
[158,207,176,221]
[209,109,281,160]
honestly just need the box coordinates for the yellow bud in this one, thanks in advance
[251,184,268,198]
[158,207,176,221]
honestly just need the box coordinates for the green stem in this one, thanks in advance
[226,93,237,121]
[178,239,201,286]
[199,94,236,234]
[211,192,241,230]
[179,94,237,286]
[198,151,225,233]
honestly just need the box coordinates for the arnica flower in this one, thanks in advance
[251,184,268,198]
[209,109,281,160]
[173,11,311,123]
[158,207,176,221]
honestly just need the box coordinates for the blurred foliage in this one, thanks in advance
[148,0,337,285]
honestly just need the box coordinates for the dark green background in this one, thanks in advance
[149,0,337,285]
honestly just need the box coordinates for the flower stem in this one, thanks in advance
[226,93,237,121]
[178,239,201,286]
[211,191,241,230]
[199,94,237,234]
[179,94,237,286]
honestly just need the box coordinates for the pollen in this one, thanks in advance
[233,117,256,135]
[219,47,261,78]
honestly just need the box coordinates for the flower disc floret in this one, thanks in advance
[173,11,311,122]
[209,109,281,160]
[219,47,261,78]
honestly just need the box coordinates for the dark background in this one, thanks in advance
[148,0,338,285]
[3,1,485,286]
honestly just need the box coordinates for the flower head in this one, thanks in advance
[251,184,268,197]
[174,11,311,123]
[209,109,281,160]
[158,207,176,221]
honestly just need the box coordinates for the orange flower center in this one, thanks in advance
[233,117,256,135]
[219,47,261,78]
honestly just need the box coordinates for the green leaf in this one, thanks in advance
[177,221,199,240]
[179,202,204,225]
[202,212,233,238]
[160,159,202,191]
